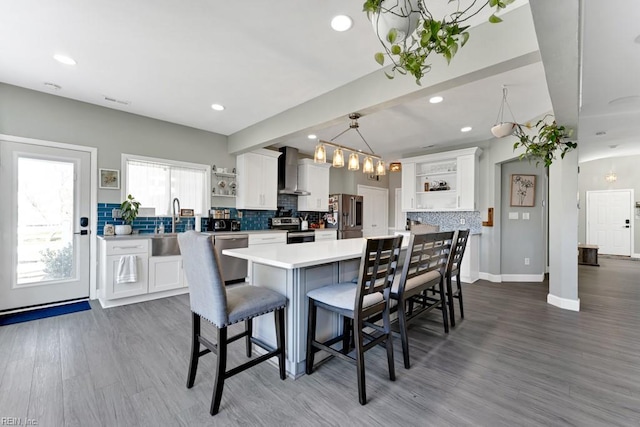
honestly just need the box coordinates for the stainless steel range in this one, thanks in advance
[269,217,315,244]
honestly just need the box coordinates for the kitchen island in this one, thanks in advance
[223,238,405,378]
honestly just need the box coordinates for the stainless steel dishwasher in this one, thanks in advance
[213,234,249,284]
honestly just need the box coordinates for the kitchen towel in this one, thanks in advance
[116,255,138,283]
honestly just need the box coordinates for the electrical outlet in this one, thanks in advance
[524,258,530,265]
[460,218,466,225]
[237,211,243,219]
[111,208,122,219]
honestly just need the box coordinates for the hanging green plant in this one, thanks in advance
[512,117,577,168]
[363,0,515,84]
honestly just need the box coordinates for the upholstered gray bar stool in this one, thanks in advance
[390,231,454,369]
[178,231,287,416]
[305,235,402,405]
[445,229,470,327]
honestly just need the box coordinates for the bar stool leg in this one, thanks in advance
[210,326,228,415]
[305,300,317,375]
[275,308,286,380]
[245,318,253,357]
[187,312,201,388]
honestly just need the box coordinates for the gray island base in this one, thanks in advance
[223,239,400,378]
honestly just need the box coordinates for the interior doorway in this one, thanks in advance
[357,185,388,238]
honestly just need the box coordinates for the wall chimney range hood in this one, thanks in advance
[278,146,311,196]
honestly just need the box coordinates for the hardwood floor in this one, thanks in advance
[1,258,640,426]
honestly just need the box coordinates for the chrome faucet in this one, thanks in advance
[172,197,181,233]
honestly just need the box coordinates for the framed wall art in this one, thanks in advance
[99,168,120,189]
[510,174,536,207]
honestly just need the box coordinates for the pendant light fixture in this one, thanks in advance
[314,113,386,175]
[491,85,518,138]
[314,143,326,163]
[332,147,345,167]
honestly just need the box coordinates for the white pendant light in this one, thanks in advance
[314,143,326,163]
[332,148,345,167]
[363,156,374,174]
[491,86,517,138]
[348,152,360,171]
[376,160,386,176]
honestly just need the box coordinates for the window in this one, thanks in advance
[122,154,210,216]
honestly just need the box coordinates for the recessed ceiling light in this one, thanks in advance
[307,134,317,139]
[331,15,352,32]
[53,54,76,65]
[429,96,444,104]
[460,126,472,132]
[211,104,225,111]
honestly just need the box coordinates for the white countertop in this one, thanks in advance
[223,237,407,270]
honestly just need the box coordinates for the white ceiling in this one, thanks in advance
[0,0,637,163]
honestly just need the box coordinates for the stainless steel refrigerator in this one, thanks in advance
[327,194,363,239]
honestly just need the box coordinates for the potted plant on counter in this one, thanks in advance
[116,194,141,235]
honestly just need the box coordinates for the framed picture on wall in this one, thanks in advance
[99,168,120,189]
[510,174,536,207]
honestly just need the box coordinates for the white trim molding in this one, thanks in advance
[632,253,640,259]
[547,293,580,312]
[478,272,502,283]
[501,274,545,282]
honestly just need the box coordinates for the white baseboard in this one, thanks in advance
[478,272,502,283]
[547,293,580,312]
[501,274,545,283]
[632,253,640,259]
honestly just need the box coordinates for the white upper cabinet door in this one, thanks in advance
[401,162,416,211]
[236,149,281,210]
[297,159,331,212]
[456,154,476,210]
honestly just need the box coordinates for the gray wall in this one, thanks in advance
[578,155,640,253]
[500,159,547,275]
[0,83,232,204]
[329,165,389,195]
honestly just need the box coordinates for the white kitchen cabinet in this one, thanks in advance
[314,229,337,241]
[236,149,281,210]
[401,147,481,211]
[149,255,185,293]
[100,239,149,300]
[297,159,331,212]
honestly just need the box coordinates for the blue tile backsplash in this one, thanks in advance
[97,194,327,235]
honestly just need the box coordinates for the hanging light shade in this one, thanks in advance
[348,152,360,171]
[332,148,345,167]
[491,86,518,138]
[314,143,326,163]
[376,160,386,176]
[363,156,374,174]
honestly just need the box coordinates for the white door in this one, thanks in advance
[395,188,406,230]
[0,141,91,311]
[586,190,632,256]
[358,185,388,237]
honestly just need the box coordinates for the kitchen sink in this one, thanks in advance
[151,236,181,256]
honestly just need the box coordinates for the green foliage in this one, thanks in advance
[120,194,141,224]
[365,0,514,84]
[512,117,578,168]
[41,243,73,280]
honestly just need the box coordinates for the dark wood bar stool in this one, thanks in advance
[305,236,402,405]
[390,231,454,368]
[445,229,470,327]
[178,231,287,416]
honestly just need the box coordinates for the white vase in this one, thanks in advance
[115,224,132,235]
[371,0,420,44]
[491,122,516,138]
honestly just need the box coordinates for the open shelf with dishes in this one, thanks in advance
[401,147,481,211]
[213,170,237,198]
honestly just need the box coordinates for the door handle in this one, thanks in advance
[74,230,90,235]
[625,225,630,228]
